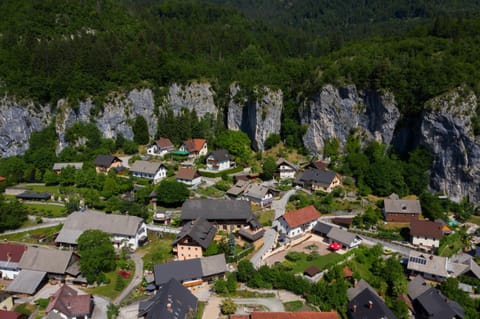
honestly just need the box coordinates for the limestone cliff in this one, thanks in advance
[168,82,218,118]
[227,84,283,151]
[300,84,400,155]
[420,88,480,203]
[0,96,51,157]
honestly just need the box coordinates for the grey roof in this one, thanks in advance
[415,287,465,319]
[238,228,265,242]
[226,180,250,197]
[243,183,270,200]
[16,192,51,200]
[181,199,253,222]
[347,279,379,301]
[19,247,77,274]
[55,210,144,245]
[207,149,230,162]
[326,227,359,246]
[129,160,165,175]
[153,254,226,286]
[200,254,227,277]
[407,251,449,278]
[348,287,397,319]
[384,198,422,214]
[93,155,121,168]
[7,270,46,294]
[138,278,198,319]
[276,158,298,171]
[53,162,83,170]
[173,218,217,249]
[407,276,432,300]
[297,169,337,186]
[312,222,333,235]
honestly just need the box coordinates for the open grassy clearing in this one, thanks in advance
[140,233,176,271]
[25,203,66,217]
[257,209,274,226]
[283,251,346,274]
[0,224,62,243]
[84,270,133,300]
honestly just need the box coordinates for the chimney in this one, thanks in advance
[368,301,373,310]
[352,304,357,313]
[152,198,157,212]
[67,301,71,309]
[166,303,172,311]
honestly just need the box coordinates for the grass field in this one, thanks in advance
[257,210,274,226]
[25,203,66,217]
[20,184,62,196]
[283,252,345,274]
[140,234,176,271]
[85,270,133,300]
[468,215,480,226]
[0,224,62,243]
[195,186,225,198]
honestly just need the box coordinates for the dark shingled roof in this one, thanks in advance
[410,220,443,239]
[348,287,397,319]
[181,199,253,222]
[297,169,337,186]
[173,218,217,249]
[304,266,321,277]
[207,149,230,162]
[93,155,121,168]
[16,192,51,200]
[414,287,465,319]
[312,222,333,235]
[138,278,198,319]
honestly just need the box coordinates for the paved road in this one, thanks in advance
[146,224,180,234]
[202,295,221,319]
[114,252,144,305]
[250,189,296,269]
[0,218,66,236]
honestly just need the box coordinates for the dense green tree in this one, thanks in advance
[156,179,190,207]
[214,130,252,164]
[264,133,281,150]
[77,230,116,284]
[261,156,277,180]
[220,298,237,315]
[132,116,149,145]
[0,197,28,232]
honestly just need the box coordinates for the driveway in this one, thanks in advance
[114,252,144,305]
[233,298,284,312]
[264,235,330,266]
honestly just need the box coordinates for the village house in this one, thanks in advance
[129,160,167,184]
[138,278,198,319]
[294,169,341,193]
[277,205,321,238]
[407,251,480,282]
[45,285,93,319]
[55,210,148,250]
[410,220,444,249]
[347,279,397,319]
[0,292,14,311]
[306,160,329,170]
[226,180,250,198]
[175,167,201,186]
[206,149,231,172]
[0,310,26,319]
[242,183,274,207]
[0,243,27,280]
[181,199,260,232]
[408,276,465,319]
[93,155,122,174]
[146,137,174,157]
[15,191,51,201]
[173,218,217,260]
[276,158,298,180]
[153,254,227,287]
[52,162,84,174]
[313,222,362,250]
[383,193,422,222]
[179,138,208,159]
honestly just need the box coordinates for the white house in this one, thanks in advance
[147,137,174,157]
[277,205,321,238]
[410,220,444,249]
[242,184,274,207]
[179,139,208,159]
[129,160,167,184]
[0,243,26,280]
[206,149,231,172]
[176,167,202,186]
[55,210,148,250]
[276,158,298,180]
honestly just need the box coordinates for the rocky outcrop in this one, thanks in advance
[0,96,51,157]
[227,84,283,151]
[168,82,217,118]
[300,84,400,154]
[420,88,480,203]
[55,99,94,153]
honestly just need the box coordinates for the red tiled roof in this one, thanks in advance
[0,243,27,263]
[251,312,339,319]
[176,167,199,180]
[46,285,92,317]
[156,137,173,148]
[183,139,206,152]
[311,160,329,170]
[282,205,321,229]
[0,176,5,182]
[343,266,353,278]
[230,316,250,319]
[410,220,443,239]
[0,310,24,319]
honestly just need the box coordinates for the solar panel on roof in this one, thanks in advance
[409,256,427,265]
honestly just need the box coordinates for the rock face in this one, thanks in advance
[420,88,480,203]
[300,84,400,154]
[168,82,217,118]
[227,84,283,151]
[0,96,50,157]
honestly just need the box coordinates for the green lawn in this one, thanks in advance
[140,234,176,271]
[468,215,480,226]
[0,224,62,244]
[196,301,206,319]
[25,203,66,217]
[257,210,274,226]
[438,231,465,257]
[283,251,346,274]
[84,270,133,300]
[21,184,62,196]
[195,186,225,198]
[283,300,304,312]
